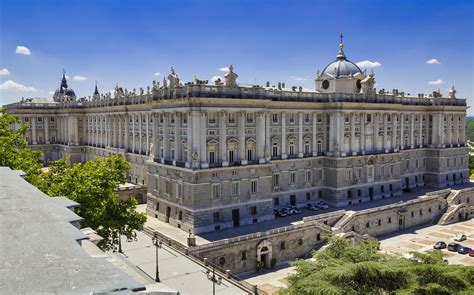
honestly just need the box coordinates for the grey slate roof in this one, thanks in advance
[0,167,145,294]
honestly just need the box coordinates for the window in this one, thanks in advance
[178,211,183,221]
[231,182,240,196]
[246,113,254,124]
[212,172,218,178]
[280,242,286,250]
[50,117,55,122]
[250,179,257,194]
[289,114,295,123]
[366,114,372,123]
[212,184,220,198]
[247,149,253,161]
[208,113,216,124]
[305,114,310,123]
[344,115,350,123]
[165,180,171,195]
[170,114,175,124]
[378,219,381,226]
[250,206,257,215]
[228,113,236,124]
[317,114,322,123]
[289,141,295,155]
[290,172,296,184]
[228,150,235,162]
[306,171,311,182]
[241,251,247,261]
[306,192,311,201]
[213,212,220,223]
[273,197,280,206]
[176,183,183,198]
[209,151,216,164]
[273,174,280,186]
[272,114,279,123]
[304,141,311,154]
[232,170,238,176]
[272,143,279,157]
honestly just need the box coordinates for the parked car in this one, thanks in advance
[283,208,294,215]
[454,234,467,242]
[448,242,460,252]
[308,203,320,211]
[317,201,329,209]
[457,246,471,255]
[469,249,474,257]
[433,241,447,250]
[274,209,287,217]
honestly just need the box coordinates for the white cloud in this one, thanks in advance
[290,76,308,81]
[428,79,445,85]
[0,80,36,92]
[16,46,31,55]
[0,68,10,76]
[426,58,440,64]
[211,76,223,82]
[154,72,161,76]
[73,75,87,81]
[48,90,54,95]
[65,75,70,79]
[219,67,229,72]
[356,60,382,68]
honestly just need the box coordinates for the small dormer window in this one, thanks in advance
[356,79,361,89]
[322,80,329,89]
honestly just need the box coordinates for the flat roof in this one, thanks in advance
[0,167,145,294]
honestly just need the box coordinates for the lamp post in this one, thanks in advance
[205,266,222,295]
[151,233,162,282]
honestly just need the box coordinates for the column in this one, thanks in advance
[45,116,50,144]
[454,115,460,146]
[200,112,208,168]
[410,113,415,149]
[400,113,404,149]
[31,116,37,144]
[460,116,465,145]
[186,111,194,168]
[392,113,397,151]
[257,112,266,162]
[281,112,287,159]
[113,115,117,147]
[419,113,424,148]
[312,112,318,156]
[238,112,247,164]
[361,113,366,154]
[138,114,143,154]
[175,112,182,163]
[118,115,122,148]
[329,112,343,156]
[350,113,355,155]
[146,113,150,155]
[297,112,304,157]
[265,112,271,160]
[162,112,169,161]
[374,113,379,151]
[383,113,389,152]
[219,111,228,166]
[132,114,136,153]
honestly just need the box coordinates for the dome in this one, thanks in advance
[54,87,76,98]
[320,38,362,78]
[52,70,76,102]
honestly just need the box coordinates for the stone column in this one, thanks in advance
[454,115,460,146]
[410,113,415,149]
[257,111,266,162]
[350,113,356,155]
[112,115,117,147]
[162,112,169,161]
[312,112,318,156]
[391,113,397,151]
[45,116,50,144]
[298,112,304,157]
[400,113,404,149]
[238,112,247,164]
[219,111,228,166]
[374,113,379,151]
[419,113,424,148]
[200,112,208,168]
[138,113,143,154]
[132,114,136,153]
[361,113,366,154]
[329,111,343,156]
[265,112,271,160]
[281,112,287,159]
[146,113,150,155]
[174,112,182,163]
[31,116,37,144]
[460,116,466,145]
[383,113,389,152]
[186,111,194,168]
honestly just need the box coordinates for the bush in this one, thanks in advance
[271,257,277,268]
[256,261,265,272]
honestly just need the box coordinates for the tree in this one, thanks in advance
[279,236,474,294]
[0,107,42,182]
[33,156,147,251]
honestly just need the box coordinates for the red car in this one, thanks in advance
[469,250,474,257]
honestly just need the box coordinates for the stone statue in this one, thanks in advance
[162,77,168,88]
[146,86,150,94]
[192,151,198,161]
[149,142,154,161]
[224,65,238,87]
[449,85,456,99]
[168,67,180,88]
[359,72,376,96]
[214,77,223,86]
[139,87,144,95]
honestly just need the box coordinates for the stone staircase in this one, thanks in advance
[438,204,465,225]
[332,211,356,232]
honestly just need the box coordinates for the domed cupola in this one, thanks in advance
[315,34,366,93]
[53,70,76,102]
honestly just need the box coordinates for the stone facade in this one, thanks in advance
[5,40,469,234]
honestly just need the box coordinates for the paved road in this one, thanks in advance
[115,231,248,295]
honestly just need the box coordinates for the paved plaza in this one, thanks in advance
[109,231,248,295]
[379,218,474,266]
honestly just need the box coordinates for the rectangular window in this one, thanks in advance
[273,197,279,206]
[250,206,257,215]
[209,151,216,164]
[213,212,220,223]
[305,114,310,123]
[272,114,279,123]
[290,172,296,184]
[272,143,278,157]
[273,174,280,186]
[176,183,183,198]
[212,184,220,198]
[246,113,254,124]
[208,113,216,124]
[228,113,236,124]
[178,211,183,221]
[231,182,240,196]
[289,114,295,123]
[317,114,322,123]
[250,179,257,194]
[228,150,235,162]
[366,114,372,123]
[306,171,311,182]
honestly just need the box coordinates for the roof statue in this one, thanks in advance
[168,67,180,88]
[360,72,376,96]
[449,85,457,99]
[224,65,238,87]
[114,83,124,99]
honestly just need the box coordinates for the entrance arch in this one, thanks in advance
[256,239,273,268]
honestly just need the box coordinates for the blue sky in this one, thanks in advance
[1,0,473,112]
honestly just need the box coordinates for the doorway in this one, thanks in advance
[398,214,405,230]
[369,187,374,201]
[232,209,240,227]
[290,195,296,206]
[165,206,171,223]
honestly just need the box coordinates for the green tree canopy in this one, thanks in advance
[0,106,42,182]
[33,156,147,251]
[279,236,474,294]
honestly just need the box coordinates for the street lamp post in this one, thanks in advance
[205,266,222,295]
[151,233,162,282]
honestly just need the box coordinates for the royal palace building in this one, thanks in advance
[5,38,469,234]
